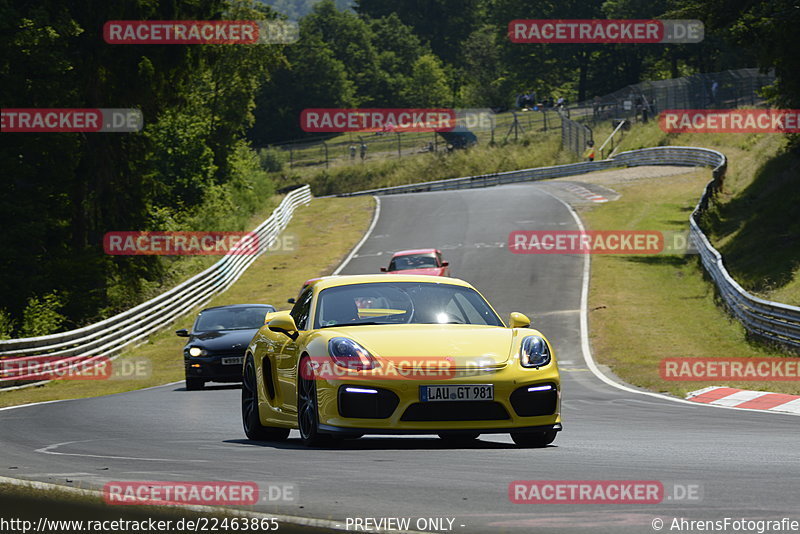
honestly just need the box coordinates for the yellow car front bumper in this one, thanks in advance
[314,363,561,434]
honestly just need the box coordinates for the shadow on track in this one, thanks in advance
[224,438,557,451]
[174,384,241,392]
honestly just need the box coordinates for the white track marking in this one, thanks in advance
[537,186,800,417]
[332,196,380,275]
[687,386,800,414]
[770,398,800,414]
[35,441,208,463]
[563,183,609,203]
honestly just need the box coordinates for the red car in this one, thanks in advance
[380,249,450,276]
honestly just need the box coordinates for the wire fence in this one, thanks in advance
[559,68,775,156]
[561,112,594,157]
[262,109,563,170]
[264,69,774,165]
[569,68,776,126]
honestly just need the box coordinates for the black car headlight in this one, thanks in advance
[328,338,379,371]
[188,347,208,357]
[519,336,551,369]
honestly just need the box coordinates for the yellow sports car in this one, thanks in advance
[241,274,561,447]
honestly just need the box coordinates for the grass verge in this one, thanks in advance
[0,196,375,408]
[605,119,800,306]
[277,127,574,196]
[579,123,799,396]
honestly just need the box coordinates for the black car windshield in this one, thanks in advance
[195,306,274,331]
[389,254,438,271]
[314,282,503,328]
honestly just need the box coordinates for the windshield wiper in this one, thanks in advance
[319,321,394,328]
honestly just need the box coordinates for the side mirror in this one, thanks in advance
[509,312,531,329]
[268,312,298,339]
[287,297,296,304]
[441,261,449,267]
[380,267,388,272]
[175,329,190,337]
[264,311,279,325]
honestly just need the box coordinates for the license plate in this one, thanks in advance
[221,356,243,365]
[420,384,494,402]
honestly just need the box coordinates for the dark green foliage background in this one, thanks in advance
[1,0,796,335]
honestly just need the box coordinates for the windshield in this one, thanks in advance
[314,282,502,328]
[389,254,438,271]
[194,306,274,332]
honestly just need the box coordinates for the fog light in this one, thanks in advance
[345,387,378,394]
[527,385,553,392]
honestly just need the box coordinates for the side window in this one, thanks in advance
[290,289,313,330]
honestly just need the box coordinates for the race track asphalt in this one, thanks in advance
[1,181,797,534]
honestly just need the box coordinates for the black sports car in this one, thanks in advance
[176,303,276,390]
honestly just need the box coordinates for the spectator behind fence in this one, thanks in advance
[710,79,719,106]
[584,140,595,162]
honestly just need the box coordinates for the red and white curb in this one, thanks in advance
[564,184,608,203]
[687,387,800,414]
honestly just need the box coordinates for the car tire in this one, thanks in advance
[297,356,334,447]
[242,355,290,441]
[510,430,557,448]
[438,432,480,444]
[185,377,204,391]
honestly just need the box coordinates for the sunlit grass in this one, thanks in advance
[582,164,798,396]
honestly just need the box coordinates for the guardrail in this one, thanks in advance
[340,146,800,352]
[0,186,312,387]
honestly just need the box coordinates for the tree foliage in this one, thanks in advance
[2,0,797,333]
[0,0,281,330]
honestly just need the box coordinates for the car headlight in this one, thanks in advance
[519,336,551,368]
[328,338,379,371]
[188,347,208,357]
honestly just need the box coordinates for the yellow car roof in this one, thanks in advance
[312,274,473,291]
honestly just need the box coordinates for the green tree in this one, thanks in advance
[460,24,513,107]
[249,32,355,144]
[21,292,66,337]
[355,0,483,66]
[0,309,15,340]
[0,0,283,330]
[368,13,429,106]
[302,0,383,105]
[403,54,451,107]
